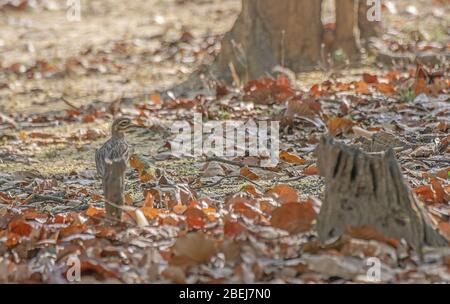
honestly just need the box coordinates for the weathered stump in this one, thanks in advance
[103,159,127,219]
[316,136,447,253]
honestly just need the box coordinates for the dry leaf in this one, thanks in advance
[266,184,299,204]
[271,202,316,234]
[172,232,217,266]
[279,151,306,165]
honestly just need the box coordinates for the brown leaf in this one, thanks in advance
[85,206,104,217]
[184,207,207,229]
[8,219,32,237]
[375,83,396,94]
[346,226,399,248]
[327,117,354,136]
[266,184,299,204]
[224,219,246,237]
[303,165,319,176]
[279,151,306,165]
[354,81,370,94]
[240,167,259,180]
[172,232,217,266]
[271,202,316,234]
[362,73,378,84]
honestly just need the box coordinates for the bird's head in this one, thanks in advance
[111,118,143,137]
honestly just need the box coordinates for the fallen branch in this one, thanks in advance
[194,174,264,191]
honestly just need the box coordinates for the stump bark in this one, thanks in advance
[316,136,447,253]
[103,159,127,219]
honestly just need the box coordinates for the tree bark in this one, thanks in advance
[169,0,322,95]
[103,159,127,219]
[316,136,447,253]
[167,0,380,95]
[214,0,323,81]
[357,0,382,42]
[335,0,359,58]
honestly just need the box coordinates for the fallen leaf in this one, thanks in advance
[240,167,259,180]
[184,207,207,229]
[85,206,104,217]
[172,232,217,266]
[279,151,306,165]
[327,117,354,136]
[271,202,316,234]
[362,73,378,84]
[266,184,299,204]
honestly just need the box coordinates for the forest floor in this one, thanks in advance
[0,0,449,283]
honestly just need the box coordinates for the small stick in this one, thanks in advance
[277,175,308,183]
[27,194,67,204]
[61,97,80,110]
[194,175,264,191]
[206,156,272,170]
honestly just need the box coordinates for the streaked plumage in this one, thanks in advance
[95,118,140,219]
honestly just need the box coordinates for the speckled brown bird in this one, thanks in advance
[95,118,142,219]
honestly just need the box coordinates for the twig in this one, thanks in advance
[276,175,308,183]
[27,194,67,204]
[206,156,273,170]
[61,97,80,110]
[194,175,264,191]
[404,158,450,164]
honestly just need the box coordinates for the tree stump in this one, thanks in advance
[316,136,447,253]
[103,159,127,219]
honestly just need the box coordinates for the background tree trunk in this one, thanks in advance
[168,0,380,95]
[213,0,322,82]
[335,0,359,58]
[358,0,382,42]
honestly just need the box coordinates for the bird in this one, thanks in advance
[95,117,143,219]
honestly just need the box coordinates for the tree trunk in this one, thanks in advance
[316,136,447,254]
[214,0,323,82]
[357,0,381,42]
[167,0,379,96]
[103,159,127,219]
[335,0,359,58]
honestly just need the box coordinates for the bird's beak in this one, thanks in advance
[127,123,147,133]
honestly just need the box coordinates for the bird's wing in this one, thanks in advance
[95,147,105,177]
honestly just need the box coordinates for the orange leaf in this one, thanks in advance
[124,193,134,205]
[240,167,259,180]
[266,184,299,204]
[303,165,319,176]
[8,219,32,237]
[327,117,354,136]
[354,81,370,94]
[85,206,104,217]
[362,73,378,84]
[346,226,399,248]
[143,191,155,207]
[185,207,207,229]
[224,219,245,237]
[438,222,450,241]
[431,178,446,204]
[271,202,316,234]
[129,154,145,171]
[173,204,187,215]
[279,151,306,165]
[140,207,160,220]
[375,83,396,94]
[414,185,434,203]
